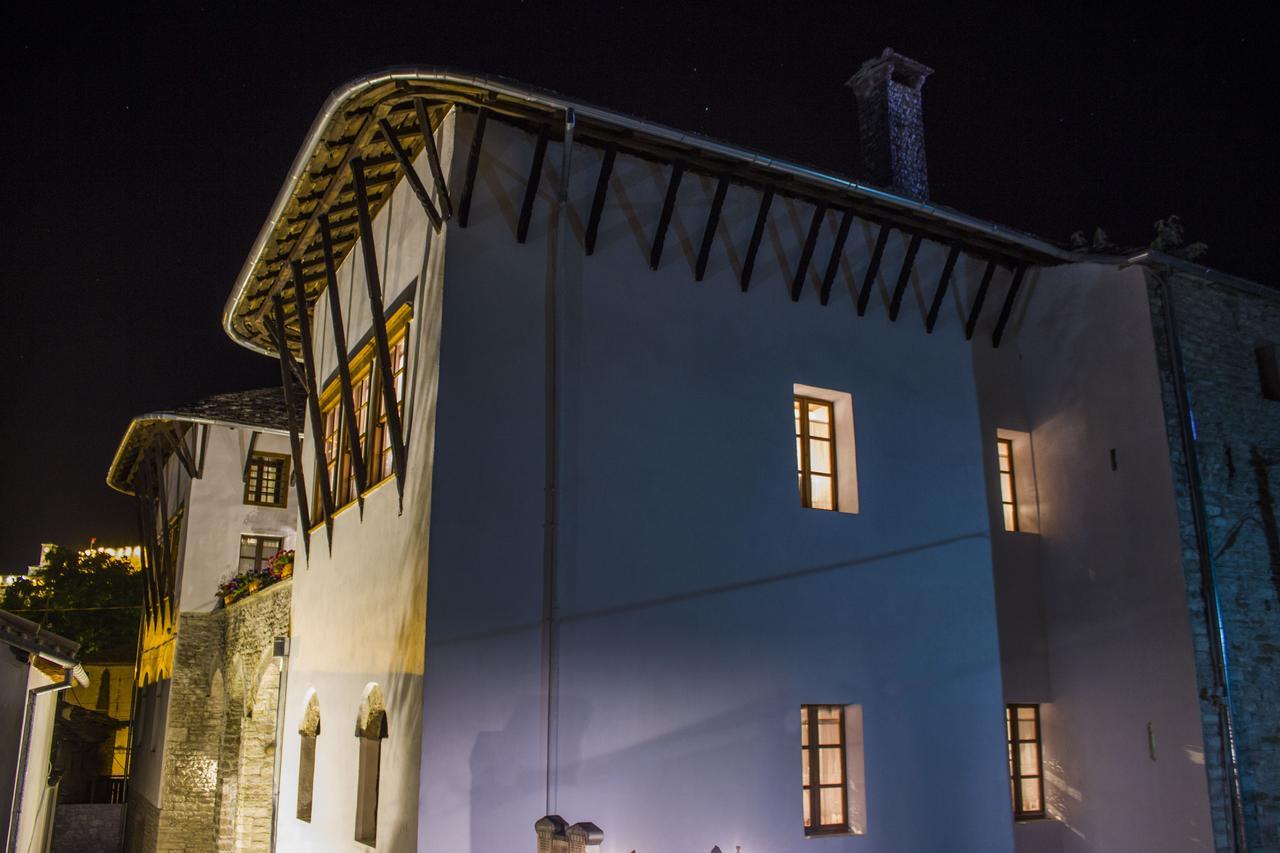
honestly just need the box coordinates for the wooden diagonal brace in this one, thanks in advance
[791,203,827,302]
[517,127,550,244]
[414,98,452,220]
[650,163,684,270]
[351,159,409,503]
[695,177,729,282]
[925,246,961,334]
[458,108,488,228]
[888,234,923,321]
[819,210,854,306]
[274,294,333,544]
[378,118,442,231]
[991,265,1026,348]
[741,186,774,292]
[267,303,318,553]
[965,260,998,341]
[584,146,616,256]
[856,225,891,316]
[320,217,369,502]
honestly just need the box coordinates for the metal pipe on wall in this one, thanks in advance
[1155,270,1250,853]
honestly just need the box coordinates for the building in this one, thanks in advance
[106,389,300,851]
[1,610,89,853]
[215,55,1278,852]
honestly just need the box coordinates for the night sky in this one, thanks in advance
[2,3,1275,569]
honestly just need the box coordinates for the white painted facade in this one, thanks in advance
[119,418,296,815]
[231,89,1221,853]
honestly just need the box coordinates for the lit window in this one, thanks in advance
[238,535,284,574]
[1007,704,1045,819]
[297,692,320,822]
[244,453,289,507]
[316,402,341,510]
[795,397,837,510]
[338,371,372,504]
[801,705,848,833]
[371,332,409,484]
[997,438,1018,531]
[355,686,387,846]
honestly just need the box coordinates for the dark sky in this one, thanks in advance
[1,2,1275,569]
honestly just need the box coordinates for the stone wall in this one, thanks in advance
[126,579,291,853]
[1147,268,1280,852]
[52,803,126,853]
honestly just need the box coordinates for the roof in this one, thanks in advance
[106,387,301,495]
[0,608,89,686]
[222,68,1076,357]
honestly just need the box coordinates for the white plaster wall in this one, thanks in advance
[271,110,448,853]
[417,111,1014,853]
[11,668,60,853]
[181,426,297,611]
[976,262,1215,852]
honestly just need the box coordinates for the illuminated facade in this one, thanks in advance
[107,391,299,851]
[216,56,1277,853]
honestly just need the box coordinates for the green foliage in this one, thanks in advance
[0,545,143,660]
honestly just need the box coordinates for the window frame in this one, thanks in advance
[801,704,850,835]
[244,452,291,508]
[310,305,413,529]
[997,437,1018,531]
[238,534,284,575]
[1006,703,1045,820]
[795,395,838,511]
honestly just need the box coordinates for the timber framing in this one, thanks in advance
[223,71,1073,359]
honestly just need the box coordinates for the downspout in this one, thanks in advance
[1155,270,1250,852]
[541,107,575,816]
[6,667,80,853]
[269,636,290,853]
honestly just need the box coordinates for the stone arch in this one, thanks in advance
[354,683,387,845]
[232,646,280,852]
[297,690,320,822]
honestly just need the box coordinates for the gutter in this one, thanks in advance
[6,665,86,853]
[222,67,1075,356]
[1153,269,1251,852]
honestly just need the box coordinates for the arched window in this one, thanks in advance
[297,691,320,822]
[354,684,387,846]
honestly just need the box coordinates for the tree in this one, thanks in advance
[1,545,143,660]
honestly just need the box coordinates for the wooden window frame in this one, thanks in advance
[244,452,291,508]
[238,534,284,574]
[802,704,850,835]
[310,305,413,530]
[997,437,1018,532]
[1007,703,1045,820]
[795,396,838,511]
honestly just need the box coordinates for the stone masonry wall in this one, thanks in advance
[52,803,126,853]
[1147,268,1280,852]
[126,580,291,853]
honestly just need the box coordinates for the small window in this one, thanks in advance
[238,535,284,575]
[297,692,320,822]
[371,332,409,484]
[244,453,290,507]
[316,402,341,510]
[997,438,1018,531]
[355,685,387,846]
[801,705,848,834]
[793,385,859,514]
[1007,704,1045,820]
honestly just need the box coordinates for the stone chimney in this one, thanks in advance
[846,48,934,201]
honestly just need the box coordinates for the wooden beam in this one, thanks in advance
[241,431,261,483]
[161,426,198,480]
[352,157,409,503]
[856,225,892,316]
[991,265,1026,348]
[740,186,774,292]
[275,293,333,542]
[268,302,316,552]
[516,127,550,244]
[925,245,961,333]
[584,145,616,256]
[695,177,729,282]
[790,203,827,302]
[458,107,489,228]
[649,163,684,270]
[320,216,369,503]
[819,210,853,306]
[965,260,998,341]
[414,98,452,220]
[378,118,442,231]
[887,234,923,321]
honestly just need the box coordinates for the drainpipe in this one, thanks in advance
[6,667,81,853]
[541,107,575,816]
[1155,270,1250,852]
[269,636,290,853]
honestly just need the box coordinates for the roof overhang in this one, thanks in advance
[106,411,289,496]
[223,67,1076,357]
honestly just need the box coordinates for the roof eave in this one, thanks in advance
[222,67,1077,356]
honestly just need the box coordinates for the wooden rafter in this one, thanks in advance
[650,163,684,270]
